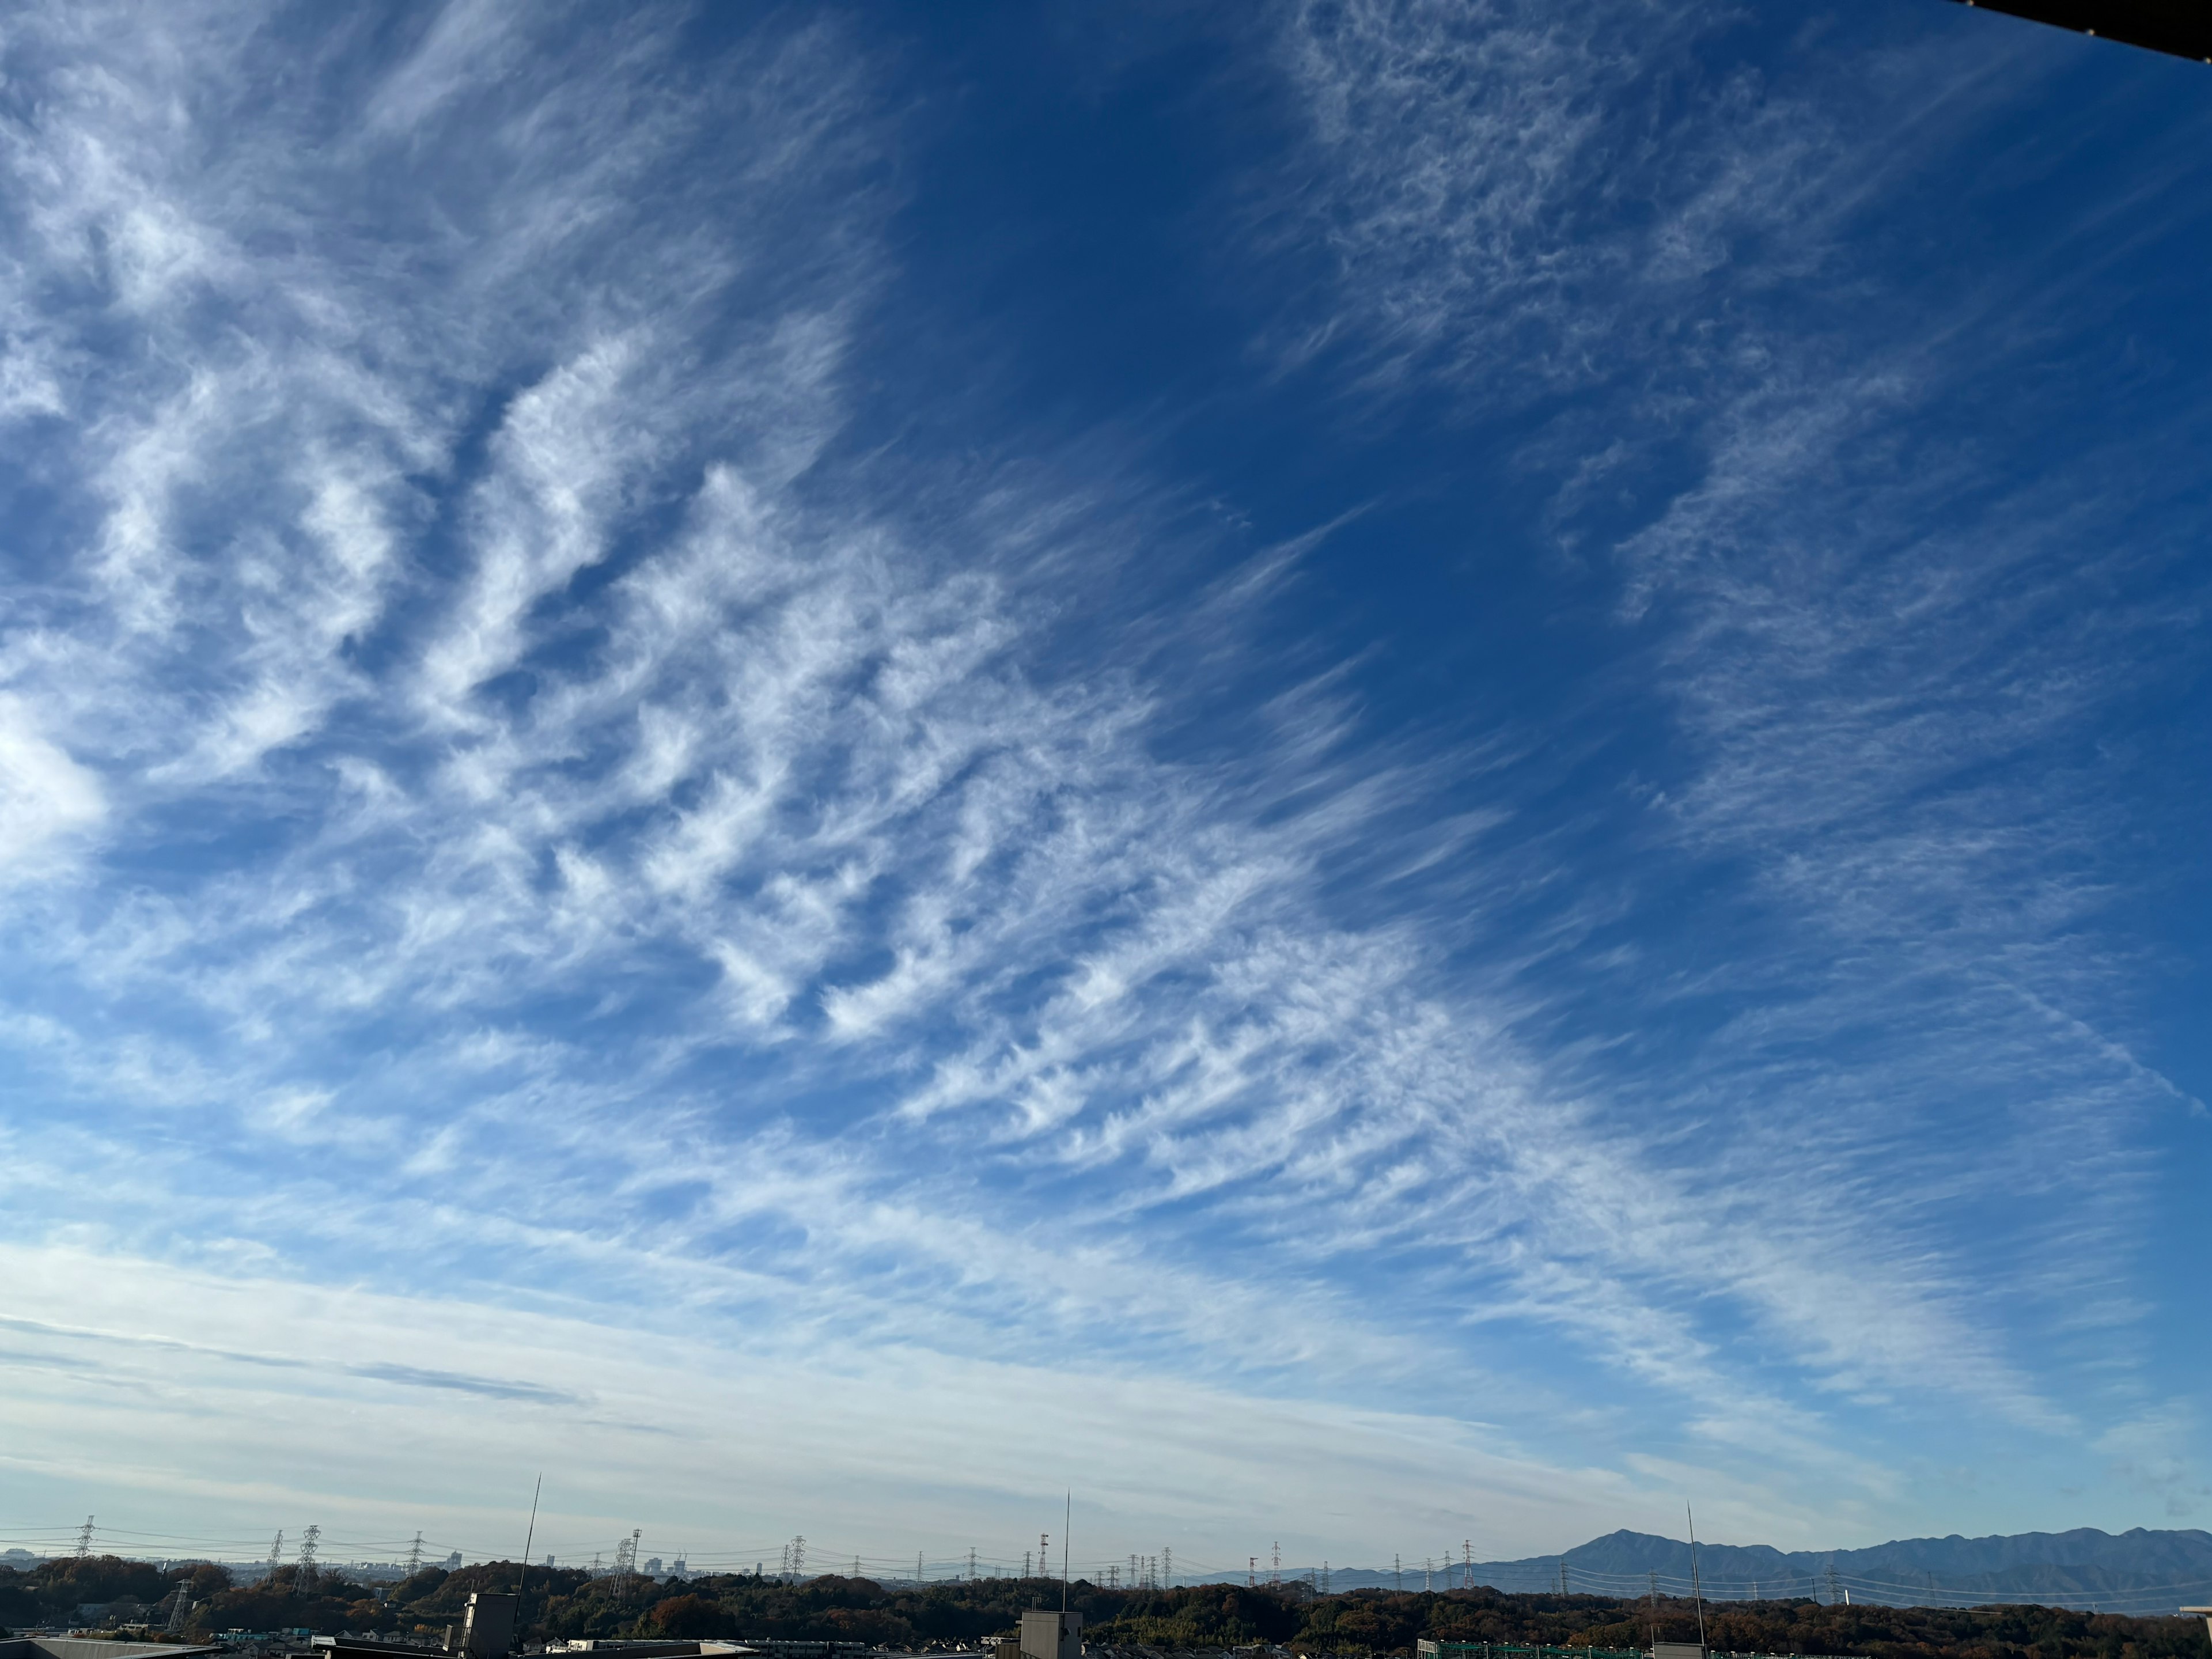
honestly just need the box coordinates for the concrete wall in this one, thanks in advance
[1018,1609,1081,1659]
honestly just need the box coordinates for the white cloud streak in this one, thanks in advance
[0,0,2197,1559]
[1270,0,2205,1465]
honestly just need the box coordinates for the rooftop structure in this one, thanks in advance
[1944,0,2212,63]
[1017,1612,1080,1659]
[456,1596,514,1659]
[0,1641,219,1659]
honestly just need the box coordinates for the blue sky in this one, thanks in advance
[0,0,2207,1579]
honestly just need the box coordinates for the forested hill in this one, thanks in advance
[1332,1529,2212,1610]
[9,1556,2212,1659]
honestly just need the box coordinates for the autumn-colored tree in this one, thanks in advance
[651,1595,734,1638]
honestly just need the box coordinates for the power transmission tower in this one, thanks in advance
[969,1547,977,1582]
[1249,1558,1256,1588]
[300,1525,320,1592]
[165,1584,194,1636]
[1394,1554,1401,1592]
[1559,1561,1569,1597]
[407,1535,423,1575]
[268,1532,285,1584]
[1162,1546,1171,1587]
[1024,1551,1032,1579]
[1827,1564,1842,1606]
[74,1518,95,1559]
[791,1536,805,1579]
[1039,1535,1050,1582]
[612,1530,641,1599]
[916,1552,924,1584]
[1271,1542,1281,1586]
[1321,1562,1330,1594]
[1464,1541,1472,1584]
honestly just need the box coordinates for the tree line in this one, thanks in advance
[5,1555,2209,1659]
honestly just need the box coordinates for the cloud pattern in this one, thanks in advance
[0,0,2206,1562]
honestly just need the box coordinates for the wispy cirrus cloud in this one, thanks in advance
[1268,0,2207,1449]
[0,0,2203,1563]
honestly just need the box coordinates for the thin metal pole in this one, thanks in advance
[1686,1505,1706,1652]
[516,1475,542,1650]
[1062,1492,1072,1612]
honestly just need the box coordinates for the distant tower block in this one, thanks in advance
[1020,1609,1082,1659]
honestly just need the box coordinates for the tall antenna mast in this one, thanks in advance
[1685,1505,1707,1652]
[1062,1492,1072,1612]
[516,1475,543,1635]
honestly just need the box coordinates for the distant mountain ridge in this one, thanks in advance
[1300,1528,2212,1613]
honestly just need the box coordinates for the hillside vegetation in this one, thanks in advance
[3,1558,2207,1659]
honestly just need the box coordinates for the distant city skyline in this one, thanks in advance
[0,0,2205,1566]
